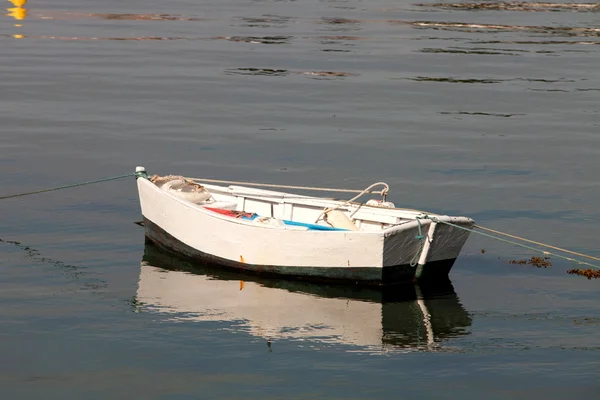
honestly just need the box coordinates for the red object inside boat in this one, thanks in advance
[204,207,256,219]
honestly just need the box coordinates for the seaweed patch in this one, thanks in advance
[567,269,600,279]
[507,256,552,268]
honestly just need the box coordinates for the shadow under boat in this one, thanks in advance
[137,240,473,352]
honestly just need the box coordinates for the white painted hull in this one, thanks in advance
[135,173,474,284]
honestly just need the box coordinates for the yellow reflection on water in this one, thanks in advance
[7,0,26,38]
[7,0,27,20]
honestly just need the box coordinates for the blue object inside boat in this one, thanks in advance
[240,214,347,231]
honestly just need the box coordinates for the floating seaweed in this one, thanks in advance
[573,317,600,324]
[567,269,600,279]
[507,256,552,268]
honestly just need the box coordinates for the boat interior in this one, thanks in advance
[150,175,433,232]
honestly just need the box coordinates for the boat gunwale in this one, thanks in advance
[150,182,370,233]
[141,178,474,235]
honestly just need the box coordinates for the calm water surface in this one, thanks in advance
[1,0,600,398]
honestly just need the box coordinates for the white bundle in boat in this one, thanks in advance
[366,199,395,208]
[324,210,359,231]
[252,216,286,228]
[151,175,212,204]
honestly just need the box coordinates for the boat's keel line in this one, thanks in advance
[143,217,456,286]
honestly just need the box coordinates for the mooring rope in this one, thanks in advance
[0,173,134,200]
[185,176,390,196]
[474,224,600,262]
[418,215,600,270]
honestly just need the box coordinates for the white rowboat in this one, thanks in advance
[134,166,475,285]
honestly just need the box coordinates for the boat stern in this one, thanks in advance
[382,216,474,283]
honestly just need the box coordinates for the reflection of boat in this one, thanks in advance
[136,241,472,353]
[134,167,474,285]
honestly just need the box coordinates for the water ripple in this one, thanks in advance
[316,17,362,32]
[0,238,106,290]
[407,76,502,83]
[415,2,600,13]
[411,21,600,37]
[469,39,600,45]
[439,112,526,117]
[215,36,292,44]
[235,15,293,28]
[1,34,188,41]
[419,47,523,55]
[34,12,206,21]
[225,68,290,77]
[225,68,357,79]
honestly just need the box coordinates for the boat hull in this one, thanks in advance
[136,176,471,286]
[143,217,456,285]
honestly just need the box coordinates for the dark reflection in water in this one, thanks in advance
[419,46,589,56]
[31,11,204,21]
[407,76,502,83]
[216,35,292,44]
[415,2,600,12]
[515,77,575,82]
[225,68,290,77]
[302,70,357,78]
[318,35,365,51]
[439,111,526,118]
[469,39,600,45]
[0,238,79,274]
[136,241,472,353]
[0,34,187,41]
[406,76,578,85]
[225,68,357,79]
[318,35,366,41]
[321,48,351,52]
[419,47,523,55]
[320,17,361,25]
[97,13,202,21]
[235,15,293,28]
[0,238,106,289]
[317,17,362,32]
[322,0,358,11]
[528,88,570,92]
[411,21,600,37]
